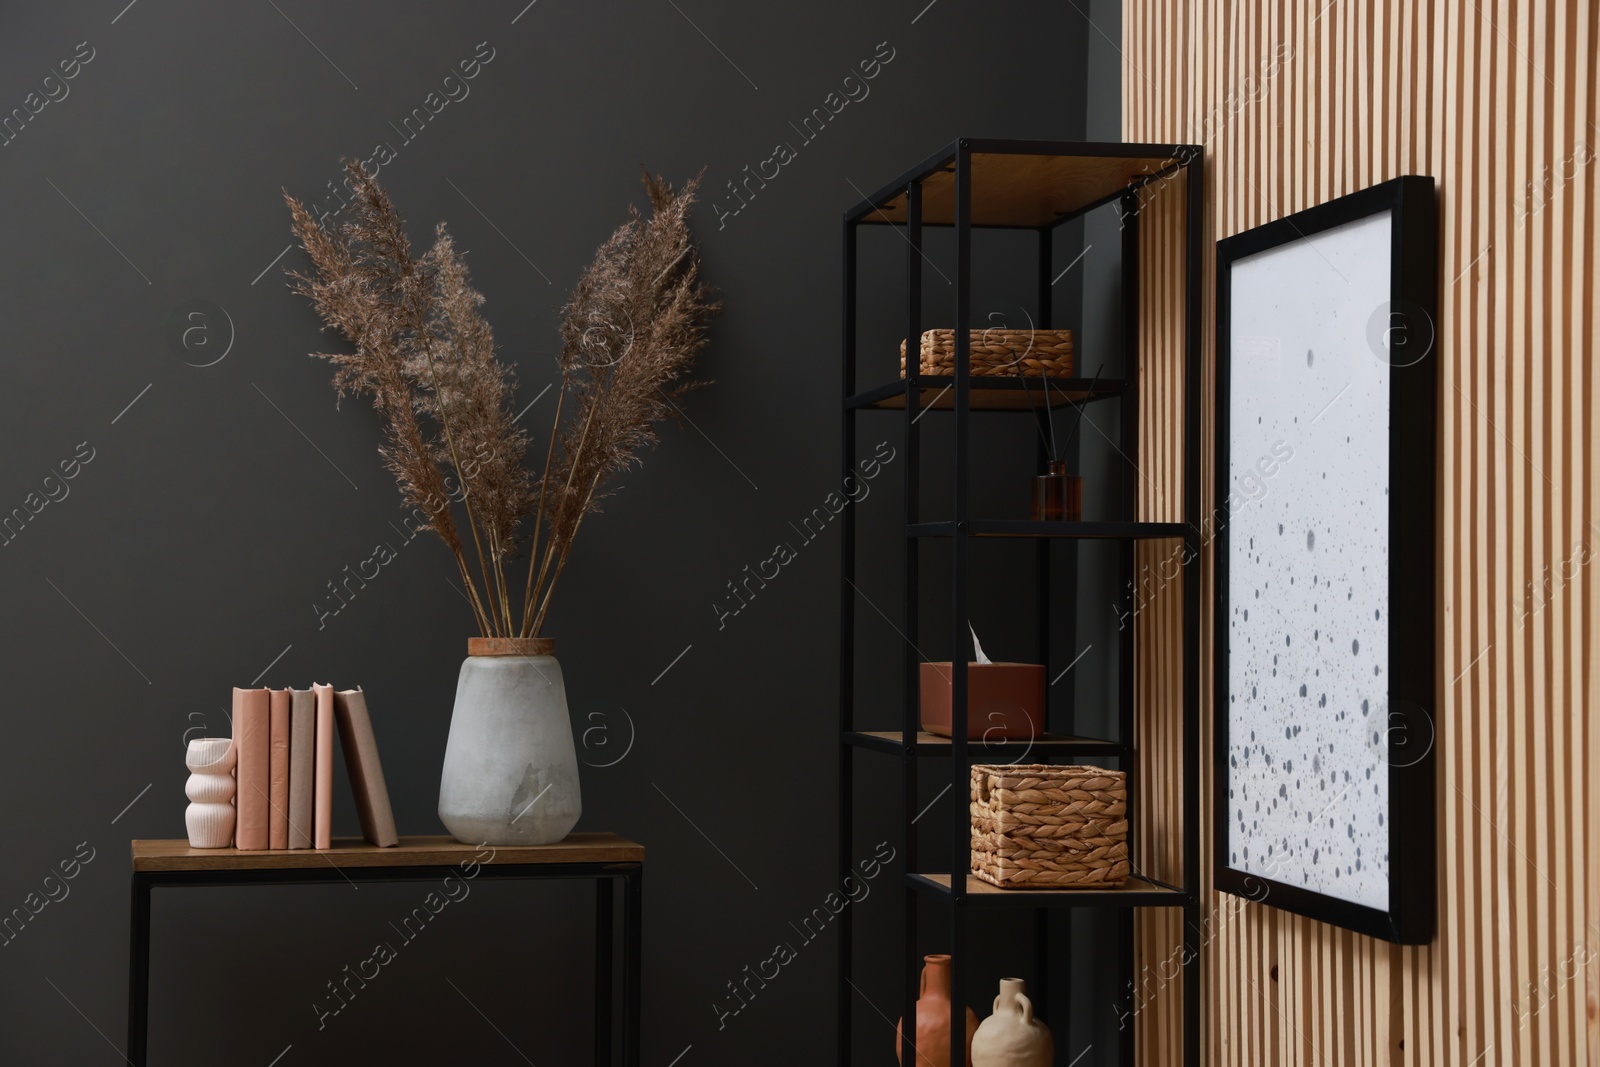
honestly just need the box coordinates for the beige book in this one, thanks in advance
[287,689,315,849]
[312,683,335,850]
[268,690,290,849]
[333,688,399,847]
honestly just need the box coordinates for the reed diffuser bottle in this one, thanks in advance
[1031,459,1082,521]
[1025,365,1098,522]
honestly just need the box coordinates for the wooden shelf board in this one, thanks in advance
[908,520,1189,540]
[871,382,1110,410]
[860,151,1182,227]
[911,872,1187,907]
[848,729,1124,754]
[131,832,642,872]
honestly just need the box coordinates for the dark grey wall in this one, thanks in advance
[0,3,1121,1064]
[1070,0,1128,1055]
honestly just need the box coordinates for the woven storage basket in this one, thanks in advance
[899,328,1074,377]
[970,764,1129,889]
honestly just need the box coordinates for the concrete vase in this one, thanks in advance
[438,637,582,846]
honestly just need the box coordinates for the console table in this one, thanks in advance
[128,833,643,1065]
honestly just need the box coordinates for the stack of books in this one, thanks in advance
[231,684,398,850]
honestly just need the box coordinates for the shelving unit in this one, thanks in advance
[836,139,1202,1066]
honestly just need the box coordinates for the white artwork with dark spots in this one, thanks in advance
[1225,210,1393,910]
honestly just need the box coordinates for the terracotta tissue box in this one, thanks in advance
[919,662,1046,740]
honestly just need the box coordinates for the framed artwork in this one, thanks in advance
[1212,176,1437,944]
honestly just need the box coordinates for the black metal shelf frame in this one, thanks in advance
[837,138,1204,1067]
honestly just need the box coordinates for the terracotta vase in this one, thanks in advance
[895,954,979,1066]
[971,977,1053,1067]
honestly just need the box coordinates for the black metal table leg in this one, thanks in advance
[621,867,642,1067]
[596,877,614,1065]
[127,874,151,1067]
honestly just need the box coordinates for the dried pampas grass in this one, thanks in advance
[286,161,716,637]
[522,171,719,636]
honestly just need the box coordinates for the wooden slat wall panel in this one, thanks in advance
[1121,1,1598,1064]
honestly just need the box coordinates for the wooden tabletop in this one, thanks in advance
[131,833,642,873]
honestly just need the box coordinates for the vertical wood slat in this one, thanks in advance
[1576,0,1600,1055]
[1120,1,1598,1063]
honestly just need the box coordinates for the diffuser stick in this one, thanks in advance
[1059,363,1106,458]
[1018,367,1060,458]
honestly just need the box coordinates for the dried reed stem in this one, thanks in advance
[288,163,715,640]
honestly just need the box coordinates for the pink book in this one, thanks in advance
[312,683,335,849]
[233,687,271,850]
[268,689,291,849]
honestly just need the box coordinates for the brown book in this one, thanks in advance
[312,683,335,850]
[233,687,271,850]
[333,688,399,847]
[287,689,315,849]
[268,690,291,849]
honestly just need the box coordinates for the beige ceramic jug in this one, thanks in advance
[971,977,1053,1067]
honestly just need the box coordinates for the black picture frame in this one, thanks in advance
[1212,175,1437,944]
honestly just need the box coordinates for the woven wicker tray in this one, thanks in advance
[900,328,1074,377]
[970,764,1129,889]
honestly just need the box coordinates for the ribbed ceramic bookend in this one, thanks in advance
[185,737,237,848]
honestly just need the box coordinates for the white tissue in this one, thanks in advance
[969,623,993,665]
